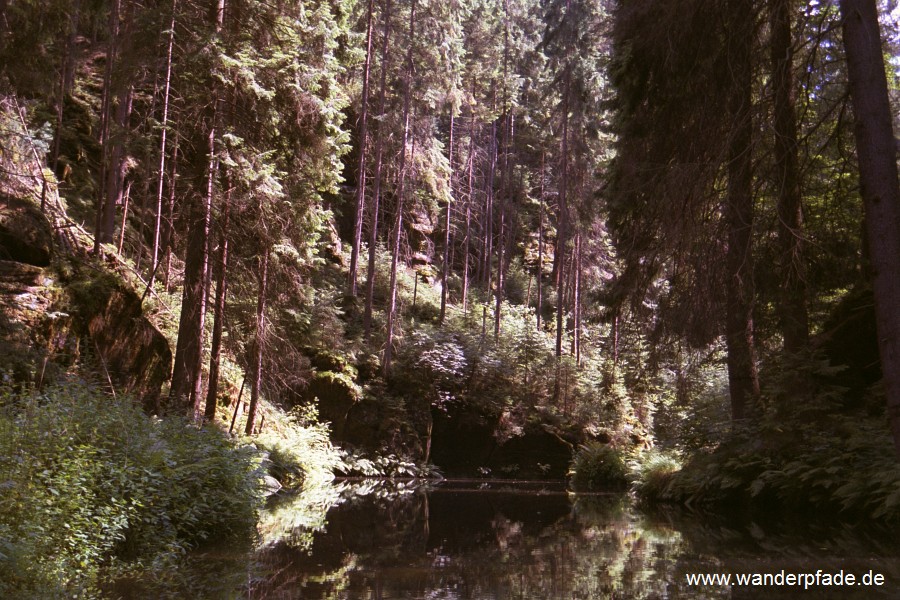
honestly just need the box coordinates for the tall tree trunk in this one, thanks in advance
[494,207,504,338]
[839,0,900,456]
[349,0,376,296]
[383,0,417,375]
[462,114,474,315]
[170,0,223,413]
[771,0,809,354]
[204,181,230,421]
[724,0,760,422]
[163,134,179,292]
[245,248,268,435]
[440,115,454,325]
[117,180,132,253]
[485,106,496,291]
[51,0,81,174]
[151,0,177,289]
[169,128,214,413]
[103,84,133,246]
[572,232,581,364]
[537,151,544,331]
[364,0,393,340]
[93,0,119,253]
[555,69,570,360]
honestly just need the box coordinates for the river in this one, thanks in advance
[110,479,900,598]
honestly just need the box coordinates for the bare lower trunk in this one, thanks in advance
[93,0,119,253]
[537,152,544,331]
[163,135,179,292]
[771,0,809,354]
[151,0,177,289]
[555,71,570,359]
[204,183,230,422]
[840,0,900,456]
[440,115,454,325]
[363,0,393,340]
[462,114,474,314]
[102,85,130,243]
[383,0,417,375]
[245,249,268,435]
[169,128,214,414]
[349,0,376,296]
[724,0,760,422]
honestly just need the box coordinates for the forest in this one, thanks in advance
[1,0,899,596]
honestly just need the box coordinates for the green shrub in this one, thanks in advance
[632,449,682,500]
[569,442,628,490]
[255,407,341,487]
[0,383,262,597]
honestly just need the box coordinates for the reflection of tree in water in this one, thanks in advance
[248,487,686,599]
[247,485,900,599]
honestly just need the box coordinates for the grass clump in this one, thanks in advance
[569,442,628,491]
[0,382,262,597]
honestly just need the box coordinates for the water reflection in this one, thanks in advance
[249,481,900,599]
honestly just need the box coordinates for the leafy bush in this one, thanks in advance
[569,442,628,490]
[334,448,443,479]
[0,383,262,597]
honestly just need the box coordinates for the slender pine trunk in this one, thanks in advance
[724,0,760,422]
[204,181,230,422]
[245,248,268,435]
[462,113,474,315]
[383,0,417,375]
[151,0,177,289]
[363,0,393,340]
[349,0,376,296]
[441,115,454,325]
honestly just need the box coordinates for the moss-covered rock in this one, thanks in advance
[490,422,575,479]
[341,394,425,459]
[304,370,360,439]
[68,270,172,412]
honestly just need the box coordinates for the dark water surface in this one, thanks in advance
[113,479,900,598]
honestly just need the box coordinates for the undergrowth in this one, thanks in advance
[0,382,262,598]
[634,357,900,524]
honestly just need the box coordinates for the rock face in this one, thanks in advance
[0,192,171,410]
[341,395,425,459]
[430,403,575,479]
[0,196,52,267]
[0,199,73,383]
[72,276,172,412]
[0,259,76,384]
[304,371,360,440]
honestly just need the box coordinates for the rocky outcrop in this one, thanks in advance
[0,259,76,384]
[429,403,575,479]
[0,198,74,384]
[341,395,425,459]
[0,190,171,409]
[304,370,360,439]
[70,274,172,412]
